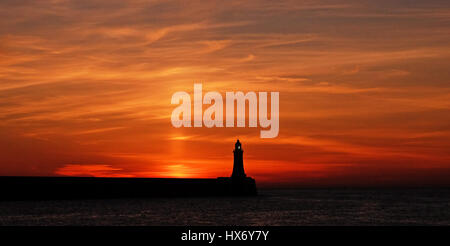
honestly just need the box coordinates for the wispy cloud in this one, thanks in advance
[1,0,450,185]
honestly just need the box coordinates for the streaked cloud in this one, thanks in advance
[1,0,450,186]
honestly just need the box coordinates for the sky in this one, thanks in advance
[1,0,450,187]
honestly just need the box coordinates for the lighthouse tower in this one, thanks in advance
[231,139,247,179]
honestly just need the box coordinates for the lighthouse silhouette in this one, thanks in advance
[231,139,246,179]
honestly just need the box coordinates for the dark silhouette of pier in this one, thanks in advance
[0,140,257,200]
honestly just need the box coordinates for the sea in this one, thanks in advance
[0,188,449,226]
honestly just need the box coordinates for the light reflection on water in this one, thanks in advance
[0,188,449,225]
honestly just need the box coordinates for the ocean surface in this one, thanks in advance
[0,188,449,226]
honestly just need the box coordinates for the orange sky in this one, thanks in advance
[1,0,450,187]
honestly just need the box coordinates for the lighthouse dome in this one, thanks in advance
[235,139,242,150]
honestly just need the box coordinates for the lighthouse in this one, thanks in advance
[231,139,247,179]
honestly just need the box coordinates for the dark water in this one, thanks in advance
[0,188,449,226]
